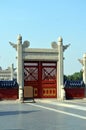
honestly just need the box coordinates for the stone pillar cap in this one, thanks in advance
[58,37,63,45]
[17,34,22,40]
[83,53,86,58]
[58,37,63,42]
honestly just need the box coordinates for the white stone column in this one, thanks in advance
[83,53,86,84]
[17,34,24,102]
[78,53,86,97]
[57,37,65,100]
[78,54,86,83]
[9,35,30,102]
[83,54,86,97]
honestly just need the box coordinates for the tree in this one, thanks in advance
[0,66,2,70]
[64,70,83,81]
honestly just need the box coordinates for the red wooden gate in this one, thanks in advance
[24,61,57,98]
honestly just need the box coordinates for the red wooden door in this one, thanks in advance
[24,61,39,98]
[41,62,57,98]
[24,61,57,98]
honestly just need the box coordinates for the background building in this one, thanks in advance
[0,64,16,80]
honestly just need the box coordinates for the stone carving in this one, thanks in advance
[9,40,30,50]
[9,42,17,50]
[78,59,83,65]
[63,44,70,51]
[51,41,58,49]
[23,40,30,48]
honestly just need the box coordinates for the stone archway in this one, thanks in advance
[9,34,69,102]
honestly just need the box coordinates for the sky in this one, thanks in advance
[0,0,86,75]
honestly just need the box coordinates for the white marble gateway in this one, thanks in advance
[9,34,70,102]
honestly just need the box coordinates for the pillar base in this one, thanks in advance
[19,97,24,103]
[61,87,66,100]
[19,88,24,103]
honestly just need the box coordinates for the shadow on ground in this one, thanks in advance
[0,110,39,116]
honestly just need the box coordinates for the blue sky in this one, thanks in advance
[0,0,86,75]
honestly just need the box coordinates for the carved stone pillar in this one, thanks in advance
[83,54,86,84]
[57,37,70,100]
[78,54,86,85]
[52,37,70,100]
[17,35,24,102]
[57,37,64,99]
[78,53,86,97]
[9,34,24,102]
[9,35,30,102]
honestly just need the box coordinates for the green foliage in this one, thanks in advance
[64,71,83,81]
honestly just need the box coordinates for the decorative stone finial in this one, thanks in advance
[83,53,86,58]
[58,37,63,42]
[51,41,57,49]
[23,40,30,48]
[17,34,22,40]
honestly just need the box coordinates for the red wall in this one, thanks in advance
[0,88,18,100]
[64,88,85,99]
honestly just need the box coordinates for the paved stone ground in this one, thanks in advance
[0,99,86,130]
